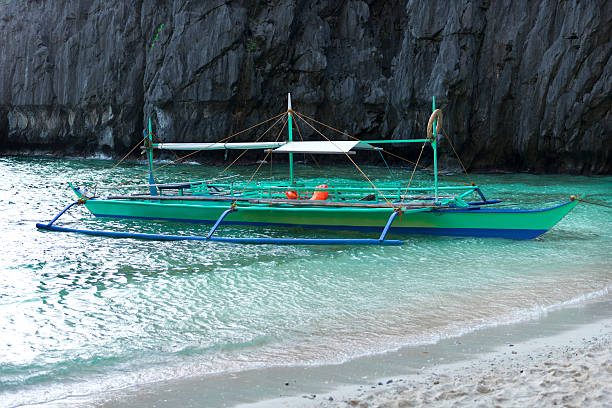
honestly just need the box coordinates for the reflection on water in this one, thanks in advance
[0,155,610,406]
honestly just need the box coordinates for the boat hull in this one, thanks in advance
[80,197,578,240]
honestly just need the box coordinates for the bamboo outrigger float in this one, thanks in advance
[36,95,579,245]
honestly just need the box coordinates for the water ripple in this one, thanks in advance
[0,156,610,406]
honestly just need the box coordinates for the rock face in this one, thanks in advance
[0,1,144,155]
[0,0,610,173]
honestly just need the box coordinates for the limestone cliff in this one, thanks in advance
[0,0,610,173]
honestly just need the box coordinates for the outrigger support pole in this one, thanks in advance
[378,210,400,242]
[205,207,235,239]
[37,201,80,229]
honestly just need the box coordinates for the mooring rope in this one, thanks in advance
[572,195,612,209]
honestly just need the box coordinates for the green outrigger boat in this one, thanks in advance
[37,95,578,245]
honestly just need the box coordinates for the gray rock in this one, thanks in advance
[0,0,610,173]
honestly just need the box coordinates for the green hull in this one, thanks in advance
[80,195,578,240]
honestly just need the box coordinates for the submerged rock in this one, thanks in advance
[0,0,610,173]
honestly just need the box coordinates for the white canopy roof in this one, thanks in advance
[153,142,286,151]
[273,141,377,154]
[152,140,379,154]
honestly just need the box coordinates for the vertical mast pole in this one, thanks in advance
[432,96,438,202]
[147,117,158,196]
[288,93,294,185]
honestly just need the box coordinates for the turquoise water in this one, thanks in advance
[0,155,611,407]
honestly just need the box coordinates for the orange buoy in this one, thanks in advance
[285,190,298,200]
[309,184,329,200]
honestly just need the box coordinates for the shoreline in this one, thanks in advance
[61,296,612,408]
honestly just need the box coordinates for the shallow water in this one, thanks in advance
[0,156,610,407]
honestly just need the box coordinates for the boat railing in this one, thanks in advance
[104,179,484,206]
[183,182,482,204]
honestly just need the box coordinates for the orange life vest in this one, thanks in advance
[309,184,329,200]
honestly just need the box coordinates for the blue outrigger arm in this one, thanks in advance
[36,202,404,246]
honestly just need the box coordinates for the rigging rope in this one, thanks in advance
[293,111,394,208]
[92,135,147,193]
[105,111,287,191]
[379,149,470,186]
[93,106,478,204]
[400,140,427,205]
[149,131,203,180]
[441,127,474,186]
[234,117,288,202]
[294,115,331,182]
[293,110,471,186]
[378,150,397,183]
[209,114,287,183]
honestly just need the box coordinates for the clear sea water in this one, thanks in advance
[0,155,610,407]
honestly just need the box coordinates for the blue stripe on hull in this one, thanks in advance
[395,227,547,239]
[91,213,547,240]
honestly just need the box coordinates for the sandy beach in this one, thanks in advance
[316,322,612,408]
[230,300,612,408]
